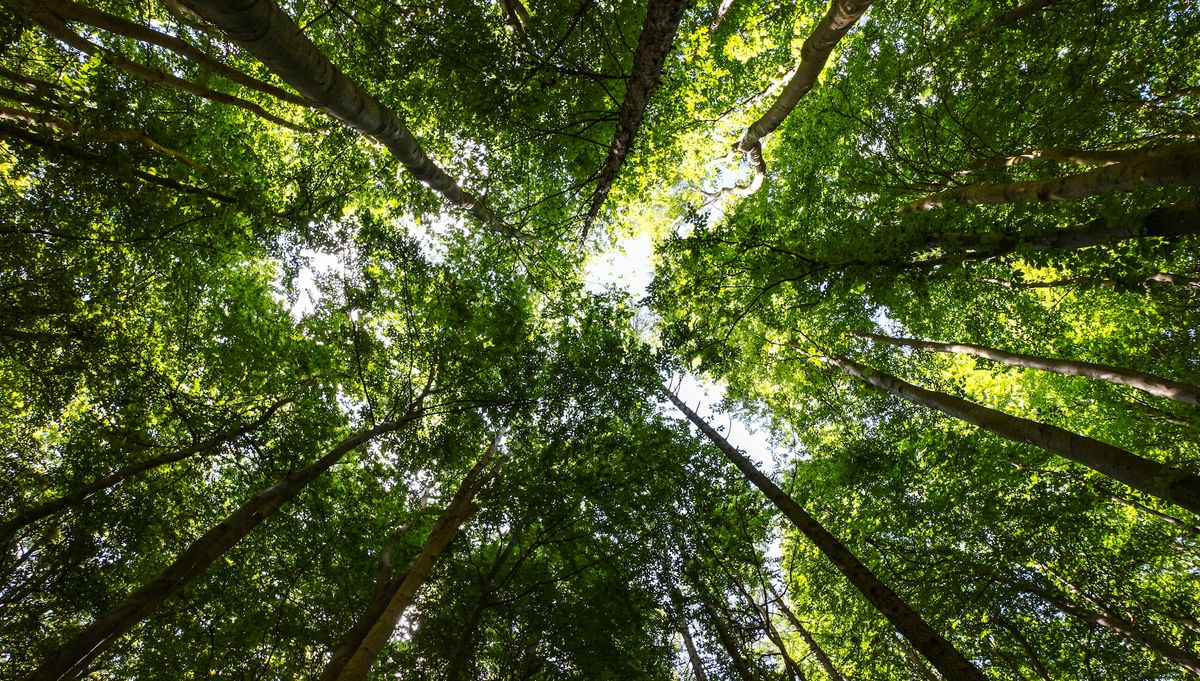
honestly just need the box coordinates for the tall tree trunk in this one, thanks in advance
[694,586,756,681]
[953,143,1191,177]
[663,386,986,681]
[823,354,1200,513]
[0,390,302,546]
[668,583,711,681]
[906,142,1200,212]
[21,5,309,132]
[733,0,873,188]
[322,430,507,681]
[904,203,1200,269]
[584,0,689,230]
[1011,578,1200,674]
[761,604,807,681]
[993,616,1053,681]
[963,0,1062,39]
[177,0,526,240]
[766,585,845,681]
[444,536,520,681]
[25,409,426,681]
[853,330,1200,407]
[37,0,311,107]
[977,272,1200,291]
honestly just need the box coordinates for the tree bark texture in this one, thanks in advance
[177,0,525,239]
[854,330,1200,406]
[26,411,425,681]
[824,355,1200,514]
[695,587,756,681]
[907,142,1200,212]
[38,0,311,107]
[324,430,507,681]
[0,391,301,546]
[734,0,873,185]
[585,0,689,229]
[1012,578,1200,674]
[668,583,711,681]
[21,4,308,131]
[663,386,987,681]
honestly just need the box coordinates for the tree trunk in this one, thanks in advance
[0,390,302,546]
[963,0,1062,39]
[38,0,311,107]
[907,142,1200,212]
[761,605,807,681]
[177,0,526,240]
[323,430,507,681]
[853,330,1200,407]
[734,0,873,186]
[22,5,309,132]
[584,0,689,229]
[444,536,520,681]
[954,143,1192,177]
[668,584,711,681]
[767,585,845,681]
[695,587,756,681]
[994,616,1053,681]
[663,386,986,681]
[977,272,1200,291]
[25,410,426,681]
[823,354,1200,514]
[1012,578,1200,674]
[903,203,1200,269]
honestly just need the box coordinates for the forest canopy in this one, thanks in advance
[1,0,1199,679]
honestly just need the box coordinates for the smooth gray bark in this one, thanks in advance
[824,355,1200,514]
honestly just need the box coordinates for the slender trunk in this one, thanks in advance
[977,272,1200,291]
[1012,579,1200,674]
[668,584,710,681]
[0,121,236,204]
[695,588,756,681]
[905,203,1200,269]
[38,0,311,107]
[444,537,519,681]
[709,0,735,31]
[994,616,1053,681]
[854,330,1200,407]
[963,0,1062,39]
[25,411,425,681]
[762,606,807,681]
[177,0,525,240]
[768,586,845,681]
[23,5,309,132]
[823,354,1200,513]
[954,143,1192,177]
[1,391,301,546]
[584,0,689,229]
[907,142,1200,212]
[324,431,507,681]
[721,562,806,681]
[663,386,986,681]
[734,0,872,187]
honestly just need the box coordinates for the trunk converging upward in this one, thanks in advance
[584,0,689,230]
[178,0,529,240]
[26,408,426,681]
[823,354,1200,513]
[732,0,873,193]
[663,385,987,681]
[854,330,1200,406]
